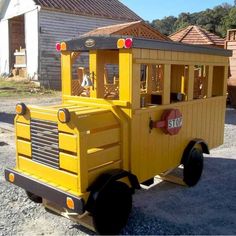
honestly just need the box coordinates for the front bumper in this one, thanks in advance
[5,168,85,214]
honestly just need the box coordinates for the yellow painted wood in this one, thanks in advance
[88,161,121,186]
[87,128,120,149]
[131,96,226,182]
[88,145,120,170]
[59,133,77,153]
[76,111,119,132]
[132,48,141,59]
[16,123,31,140]
[141,49,150,59]
[223,66,228,96]
[207,66,213,98]
[134,58,228,67]
[150,49,157,60]
[162,64,171,105]
[12,36,230,203]
[16,114,30,124]
[61,52,72,96]
[187,65,194,100]
[63,95,129,108]
[119,49,133,108]
[17,140,31,157]
[77,132,88,193]
[146,65,153,99]
[132,63,142,109]
[59,152,78,173]
[18,156,78,192]
[89,50,104,98]
[212,66,225,96]
[111,106,130,171]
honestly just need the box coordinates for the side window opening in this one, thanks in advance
[140,64,164,107]
[193,65,209,99]
[71,52,90,97]
[104,64,119,100]
[212,66,225,97]
[170,65,188,103]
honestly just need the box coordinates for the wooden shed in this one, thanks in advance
[0,0,141,89]
[226,29,236,107]
[169,25,225,48]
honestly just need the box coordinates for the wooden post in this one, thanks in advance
[223,66,228,96]
[61,52,72,96]
[89,50,104,98]
[162,64,171,105]
[187,65,194,101]
[119,49,138,109]
[207,66,213,98]
[78,132,88,193]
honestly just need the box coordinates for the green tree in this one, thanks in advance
[174,13,192,31]
[151,16,177,35]
[224,7,236,30]
[149,3,234,37]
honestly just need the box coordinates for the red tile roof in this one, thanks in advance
[34,0,142,21]
[169,25,224,48]
[83,21,170,41]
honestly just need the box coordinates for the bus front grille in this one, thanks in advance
[30,119,59,169]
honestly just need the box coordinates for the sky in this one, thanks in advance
[120,0,235,21]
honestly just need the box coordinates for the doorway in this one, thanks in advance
[9,15,26,74]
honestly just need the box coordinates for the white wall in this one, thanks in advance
[0,0,39,76]
[2,0,37,20]
[0,19,9,75]
[25,9,38,78]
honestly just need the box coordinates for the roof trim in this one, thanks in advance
[35,0,142,22]
[170,25,224,46]
[83,20,170,41]
[63,35,232,57]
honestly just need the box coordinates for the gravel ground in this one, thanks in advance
[0,97,236,235]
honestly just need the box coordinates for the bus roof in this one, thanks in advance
[64,35,232,57]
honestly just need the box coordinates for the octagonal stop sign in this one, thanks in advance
[151,109,183,135]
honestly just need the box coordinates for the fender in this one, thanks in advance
[181,138,210,164]
[86,169,140,212]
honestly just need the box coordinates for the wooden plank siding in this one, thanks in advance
[227,41,236,81]
[130,48,228,183]
[39,10,128,89]
[131,97,226,183]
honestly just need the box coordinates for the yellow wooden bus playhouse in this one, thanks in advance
[5,35,231,234]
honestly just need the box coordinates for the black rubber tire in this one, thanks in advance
[92,181,132,235]
[183,148,204,187]
[26,191,42,203]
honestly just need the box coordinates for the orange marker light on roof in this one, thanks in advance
[117,38,125,49]
[60,42,67,51]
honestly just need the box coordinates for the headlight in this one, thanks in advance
[15,103,27,115]
[58,108,70,123]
